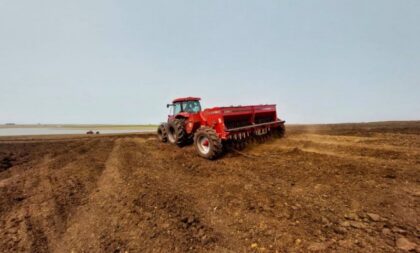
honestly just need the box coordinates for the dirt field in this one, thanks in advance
[0,122,419,253]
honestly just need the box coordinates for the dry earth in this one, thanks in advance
[0,122,419,253]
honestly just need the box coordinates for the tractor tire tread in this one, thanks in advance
[157,123,168,142]
[194,126,223,159]
[169,119,188,147]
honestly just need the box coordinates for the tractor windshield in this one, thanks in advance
[182,100,201,113]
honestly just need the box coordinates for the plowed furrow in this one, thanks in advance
[0,139,114,252]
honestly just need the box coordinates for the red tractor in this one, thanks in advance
[157,97,285,159]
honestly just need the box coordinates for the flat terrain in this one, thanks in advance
[0,124,157,130]
[0,124,157,137]
[0,122,419,252]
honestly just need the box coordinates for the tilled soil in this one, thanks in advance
[0,122,419,253]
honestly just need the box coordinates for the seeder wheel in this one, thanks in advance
[274,124,286,138]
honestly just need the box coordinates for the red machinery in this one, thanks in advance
[157,97,285,159]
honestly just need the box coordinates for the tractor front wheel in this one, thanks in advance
[157,123,168,142]
[167,119,188,146]
[194,127,223,159]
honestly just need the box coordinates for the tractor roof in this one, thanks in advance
[172,97,201,103]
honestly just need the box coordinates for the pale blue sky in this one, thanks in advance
[1,0,419,124]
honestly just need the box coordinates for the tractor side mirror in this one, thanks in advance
[166,104,173,108]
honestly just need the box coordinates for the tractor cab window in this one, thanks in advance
[173,103,182,115]
[182,101,201,113]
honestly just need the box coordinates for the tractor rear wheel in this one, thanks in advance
[157,123,168,142]
[194,127,223,159]
[167,119,188,147]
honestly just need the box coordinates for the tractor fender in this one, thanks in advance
[174,115,196,135]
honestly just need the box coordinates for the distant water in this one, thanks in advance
[0,128,154,136]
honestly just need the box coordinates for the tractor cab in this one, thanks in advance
[167,97,202,116]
